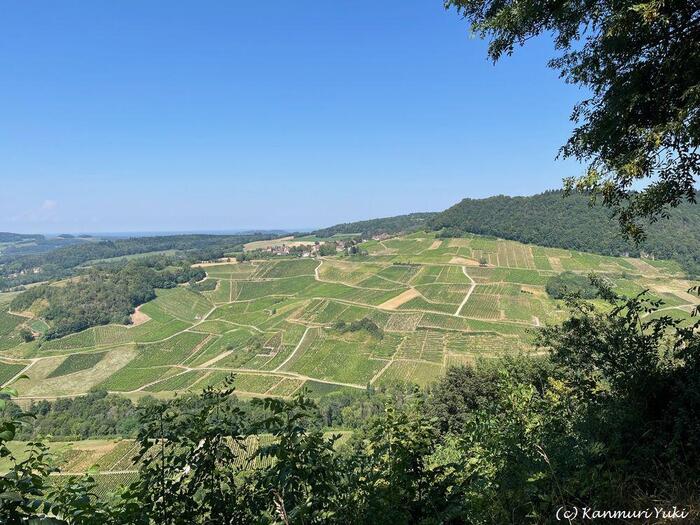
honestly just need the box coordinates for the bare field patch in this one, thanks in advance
[378,288,421,310]
[428,240,442,250]
[130,305,150,326]
[548,257,564,272]
[18,346,136,398]
[647,281,700,304]
[449,257,479,266]
[626,258,661,276]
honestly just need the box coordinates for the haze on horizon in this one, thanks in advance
[1,1,584,234]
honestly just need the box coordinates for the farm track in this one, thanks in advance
[1,360,36,388]
[274,326,310,372]
[454,267,476,317]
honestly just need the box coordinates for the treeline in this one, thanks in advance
[2,284,700,523]
[0,233,274,290]
[1,390,142,440]
[545,271,599,299]
[428,190,700,276]
[1,381,409,441]
[311,212,437,238]
[0,236,92,261]
[9,257,205,339]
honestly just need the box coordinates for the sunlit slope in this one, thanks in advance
[1,231,697,399]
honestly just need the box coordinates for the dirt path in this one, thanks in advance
[454,267,476,317]
[370,359,393,385]
[198,350,233,368]
[641,304,696,318]
[135,369,191,392]
[274,327,310,372]
[1,360,36,388]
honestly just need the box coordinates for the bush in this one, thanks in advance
[545,271,598,299]
[334,317,384,339]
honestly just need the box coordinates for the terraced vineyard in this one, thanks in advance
[1,232,698,398]
[0,433,352,494]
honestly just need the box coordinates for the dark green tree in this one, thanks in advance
[445,0,700,238]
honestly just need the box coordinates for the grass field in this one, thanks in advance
[1,231,698,397]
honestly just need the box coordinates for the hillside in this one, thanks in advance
[2,231,697,400]
[311,212,437,238]
[428,191,700,276]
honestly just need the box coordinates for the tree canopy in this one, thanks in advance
[445,0,700,238]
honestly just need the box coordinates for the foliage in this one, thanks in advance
[2,391,142,441]
[430,190,700,276]
[311,212,437,238]
[0,382,58,524]
[117,377,250,525]
[545,271,599,299]
[318,242,338,257]
[9,259,205,340]
[3,283,700,524]
[0,233,273,290]
[332,317,384,339]
[445,0,700,238]
[424,364,499,433]
[18,328,34,343]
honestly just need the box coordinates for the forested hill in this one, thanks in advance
[0,233,274,290]
[428,190,700,276]
[312,212,437,238]
[0,232,43,243]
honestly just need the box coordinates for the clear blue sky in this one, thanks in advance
[1,1,584,234]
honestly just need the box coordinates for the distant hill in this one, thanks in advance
[312,212,437,238]
[0,232,44,243]
[427,190,700,277]
[0,233,274,291]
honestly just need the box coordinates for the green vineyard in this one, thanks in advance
[1,231,698,398]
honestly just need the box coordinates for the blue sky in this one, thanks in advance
[1,1,585,233]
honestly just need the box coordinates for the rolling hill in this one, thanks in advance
[307,191,700,276]
[311,212,437,238]
[428,191,700,277]
[1,231,697,401]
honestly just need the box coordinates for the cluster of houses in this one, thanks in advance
[8,267,42,278]
[262,242,320,257]
[263,237,369,258]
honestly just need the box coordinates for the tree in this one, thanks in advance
[445,0,700,239]
[318,242,338,257]
[18,328,34,343]
[425,364,498,433]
